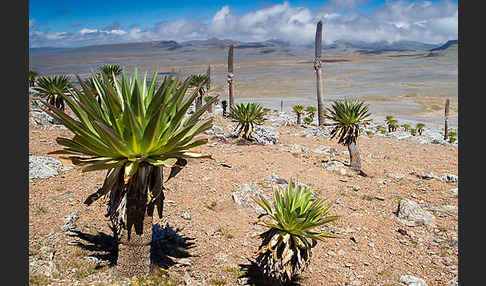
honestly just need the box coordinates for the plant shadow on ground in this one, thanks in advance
[238,259,304,286]
[150,223,196,269]
[68,222,195,270]
[68,230,118,269]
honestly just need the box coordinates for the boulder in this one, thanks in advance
[397,199,436,226]
[29,156,62,179]
[232,183,270,214]
[30,108,55,125]
[253,125,279,145]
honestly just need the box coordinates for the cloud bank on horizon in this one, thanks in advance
[29,0,458,48]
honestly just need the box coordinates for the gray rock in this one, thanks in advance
[30,109,55,125]
[61,211,80,232]
[431,138,448,145]
[313,146,338,155]
[29,156,62,179]
[399,275,427,286]
[450,188,458,197]
[253,125,279,145]
[304,126,330,137]
[204,125,224,135]
[448,276,458,286]
[290,144,308,153]
[397,199,436,226]
[232,183,269,214]
[440,173,458,183]
[411,170,437,180]
[324,161,347,175]
[387,172,406,180]
[181,211,191,220]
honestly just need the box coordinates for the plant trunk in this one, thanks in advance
[116,164,155,278]
[195,93,203,111]
[347,142,362,172]
[117,213,153,278]
[297,114,301,125]
[228,44,234,108]
[314,21,325,126]
[444,99,449,140]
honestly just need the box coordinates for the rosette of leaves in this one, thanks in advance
[42,68,217,275]
[448,130,457,143]
[303,116,313,126]
[29,70,39,87]
[228,102,265,140]
[305,106,317,120]
[100,64,122,84]
[401,123,410,132]
[252,179,338,284]
[416,123,425,135]
[34,75,72,111]
[292,104,305,125]
[190,73,209,111]
[325,99,371,174]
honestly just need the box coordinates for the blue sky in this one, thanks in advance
[29,0,458,48]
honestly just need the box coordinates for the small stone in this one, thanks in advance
[337,249,346,256]
[411,193,417,199]
[220,163,232,168]
[345,263,352,268]
[398,229,408,236]
[181,211,191,220]
[367,242,375,248]
[177,258,191,266]
[399,275,428,286]
[450,188,458,197]
[352,186,360,192]
[440,173,458,183]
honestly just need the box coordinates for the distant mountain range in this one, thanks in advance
[30,38,458,53]
[429,40,458,51]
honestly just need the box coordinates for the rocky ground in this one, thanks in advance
[29,103,458,286]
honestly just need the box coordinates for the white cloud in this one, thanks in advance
[29,0,458,48]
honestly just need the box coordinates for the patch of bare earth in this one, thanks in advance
[29,110,457,286]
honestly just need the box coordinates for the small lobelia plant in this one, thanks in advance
[401,123,410,132]
[305,106,317,120]
[221,100,228,117]
[99,64,122,84]
[410,128,417,136]
[303,116,313,126]
[448,130,457,143]
[292,104,305,125]
[29,70,39,87]
[34,75,72,111]
[385,116,398,132]
[252,178,339,284]
[325,99,371,175]
[190,73,209,112]
[42,68,217,277]
[228,102,265,140]
[416,123,425,135]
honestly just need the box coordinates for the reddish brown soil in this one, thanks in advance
[29,110,458,286]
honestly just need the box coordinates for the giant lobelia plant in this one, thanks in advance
[252,178,338,284]
[42,68,218,277]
